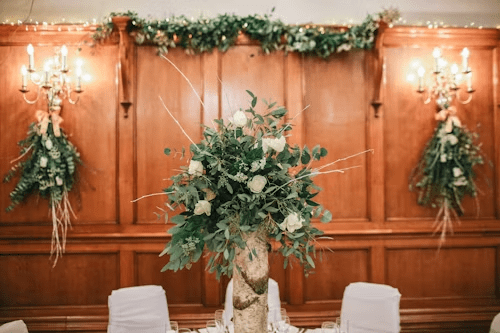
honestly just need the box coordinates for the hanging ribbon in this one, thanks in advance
[35,107,64,137]
[434,106,461,133]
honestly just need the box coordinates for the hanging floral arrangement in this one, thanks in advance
[409,107,484,240]
[3,109,81,265]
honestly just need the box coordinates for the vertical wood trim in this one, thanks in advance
[494,44,500,219]
[366,50,386,223]
[370,245,386,284]
[113,17,136,225]
[201,51,221,306]
[284,53,305,148]
[284,53,305,305]
[202,51,220,127]
[120,249,135,287]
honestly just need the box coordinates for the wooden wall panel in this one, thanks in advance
[136,47,203,224]
[386,246,496,299]
[220,46,285,118]
[304,249,369,302]
[135,252,204,305]
[0,252,119,306]
[303,52,369,221]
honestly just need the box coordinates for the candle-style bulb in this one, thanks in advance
[21,65,28,89]
[432,47,441,59]
[461,47,470,73]
[60,45,68,71]
[27,44,35,71]
[417,66,425,77]
[451,64,458,74]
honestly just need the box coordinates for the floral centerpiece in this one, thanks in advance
[160,91,337,333]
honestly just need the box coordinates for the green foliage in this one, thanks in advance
[3,121,81,211]
[93,11,382,58]
[409,120,483,216]
[160,93,331,279]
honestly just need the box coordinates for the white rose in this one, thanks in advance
[269,136,286,153]
[188,160,204,176]
[262,137,286,153]
[40,156,48,168]
[55,176,63,186]
[440,154,447,163]
[453,167,463,178]
[446,134,458,145]
[232,110,247,127]
[280,212,304,233]
[248,175,267,193]
[45,139,53,150]
[194,200,211,216]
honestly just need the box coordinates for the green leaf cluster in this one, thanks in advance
[160,92,331,279]
[409,120,484,215]
[93,11,381,58]
[4,121,82,211]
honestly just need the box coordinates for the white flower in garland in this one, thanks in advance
[194,200,211,216]
[247,175,267,193]
[45,138,53,149]
[231,110,247,127]
[262,136,286,153]
[188,160,204,176]
[40,156,48,168]
[280,212,304,233]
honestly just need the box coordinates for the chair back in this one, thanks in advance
[107,285,171,333]
[490,313,500,333]
[0,320,29,333]
[341,282,401,333]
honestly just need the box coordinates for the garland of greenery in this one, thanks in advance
[4,110,81,265]
[158,91,360,279]
[93,8,400,58]
[409,108,483,240]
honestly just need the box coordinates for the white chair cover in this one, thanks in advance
[0,320,29,333]
[107,285,171,333]
[340,282,401,333]
[490,313,500,333]
[224,278,281,325]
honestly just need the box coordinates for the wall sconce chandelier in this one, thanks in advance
[414,47,474,110]
[20,44,85,110]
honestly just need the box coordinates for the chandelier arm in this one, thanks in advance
[456,89,473,105]
[21,87,41,104]
[67,90,80,105]
[420,89,432,104]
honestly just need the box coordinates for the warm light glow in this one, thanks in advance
[44,61,51,72]
[451,64,459,74]
[417,67,425,77]
[27,44,34,55]
[82,74,92,82]
[76,67,82,77]
[406,73,416,82]
[438,58,447,68]
[61,45,68,56]
[76,59,83,68]
[461,47,469,58]
[21,65,27,75]
[432,47,441,59]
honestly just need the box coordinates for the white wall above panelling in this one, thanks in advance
[1,0,499,27]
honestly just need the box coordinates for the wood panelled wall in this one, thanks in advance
[0,22,499,332]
